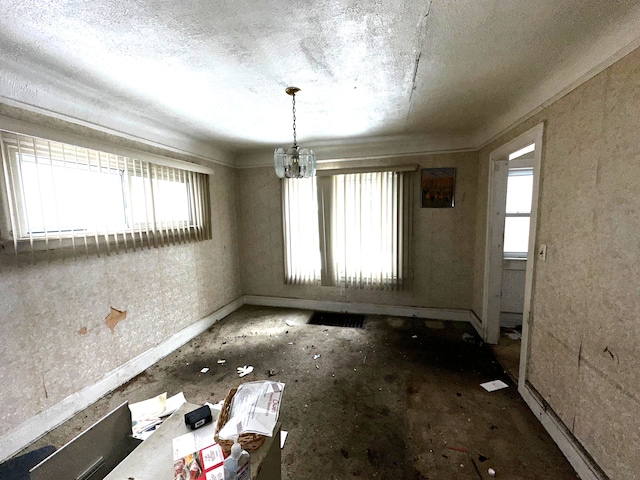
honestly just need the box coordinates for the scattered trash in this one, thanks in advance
[315,365,319,369]
[363,356,367,364]
[488,467,496,476]
[200,367,210,373]
[268,369,278,377]
[462,333,475,343]
[505,330,522,340]
[237,365,254,377]
[313,354,321,360]
[217,359,226,364]
[412,335,418,339]
[480,380,509,392]
[446,446,468,453]
[288,342,294,345]
[129,391,186,440]
[280,430,288,448]
[285,320,295,326]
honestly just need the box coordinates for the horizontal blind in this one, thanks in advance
[0,131,211,261]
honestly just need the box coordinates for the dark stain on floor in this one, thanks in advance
[18,305,579,480]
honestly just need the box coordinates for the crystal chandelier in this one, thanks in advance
[274,87,317,178]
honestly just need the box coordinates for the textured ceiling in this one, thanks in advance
[1,0,640,164]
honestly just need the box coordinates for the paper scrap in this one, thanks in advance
[480,380,509,392]
[505,331,522,340]
[164,392,187,417]
[285,320,295,326]
[217,359,226,364]
[237,365,254,377]
[129,392,167,437]
[200,367,210,373]
[129,392,186,438]
[280,430,288,449]
[173,422,216,460]
[313,354,321,360]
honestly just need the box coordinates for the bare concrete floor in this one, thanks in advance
[21,306,578,479]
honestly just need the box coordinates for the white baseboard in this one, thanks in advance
[0,296,244,463]
[243,295,472,322]
[519,383,607,480]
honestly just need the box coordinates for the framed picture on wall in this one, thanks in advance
[421,168,456,208]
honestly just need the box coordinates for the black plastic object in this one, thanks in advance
[184,405,213,430]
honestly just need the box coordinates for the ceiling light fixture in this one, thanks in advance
[274,87,316,178]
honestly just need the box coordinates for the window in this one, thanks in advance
[282,176,321,284]
[0,131,211,257]
[283,169,412,290]
[503,165,534,258]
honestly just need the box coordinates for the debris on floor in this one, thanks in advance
[237,365,254,377]
[268,369,278,376]
[480,380,509,392]
[217,359,226,364]
[200,367,209,373]
[286,320,295,326]
[280,430,288,448]
[313,353,321,360]
[504,329,522,340]
[488,467,496,476]
[446,446,468,453]
[462,332,482,344]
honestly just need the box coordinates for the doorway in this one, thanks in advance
[481,123,543,390]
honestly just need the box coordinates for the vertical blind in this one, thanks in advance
[283,169,412,290]
[282,176,321,284]
[0,131,211,260]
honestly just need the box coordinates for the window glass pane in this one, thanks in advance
[506,169,533,214]
[20,155,125,234]
[155,179,190,223]
[504,216,530,255]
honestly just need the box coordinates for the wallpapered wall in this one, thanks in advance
[238,151,478,310]
[473,46,640,478]
[0,137,243,439]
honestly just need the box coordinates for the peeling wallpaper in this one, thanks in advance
[473,46,640,478]
[0,160,242,437]
[238,151,478,310]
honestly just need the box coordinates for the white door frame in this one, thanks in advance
[481,123,544,388]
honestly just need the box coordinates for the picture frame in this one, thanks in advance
[421,168,456,208]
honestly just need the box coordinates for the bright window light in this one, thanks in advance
[0,131,211,257]
[504,217,531,254]
[504,167,533,257]
[509,143,535,161]
[505,168,533,214]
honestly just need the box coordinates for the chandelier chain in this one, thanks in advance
[291,93,297,147]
